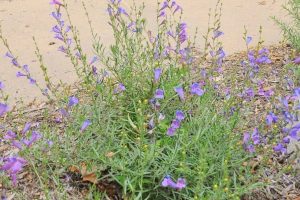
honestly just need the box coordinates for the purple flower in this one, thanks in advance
[273,143,287,154]
[52,25,61,33]
[158,11,166,18]
[292,88,300,100]
[0,81,4,90]
[92,66,98,75]
[23,65,29,73]
[167,127,177,136]
[148,117,155,130]
[0,103,9,117]
[283,136,290,144]
[114,83,126,94]
[161,176,186,190]
[162,176,177,188]
[12,140,23,150]
[80,120,92,132]
[11,59,19,67]
[251,128,260,145]
[244,88,255,99]
[22,131,42,147]
[89,56,99,65]
[173,5,182,14]
[1,157,27,185]
[21,123,31,134]
[294,56,300,64]
[280,96,289,109]
[174,86,185,101]
[58,46,67,53]
[246,36,252,45]
[190,83,204,96]
[117,7,128,16]
[149,98,161,110]
[290,123,300,140]
[175,110,185,121]
[50,0,63,6]
[178,23,187,44]
[247,144,255,153]
[68,96,79,107]
[29,78,36,85]
[176,178,187,189]
[171,119,181,129]
[16,72,26,77]
[213,30,224,39]
[266,112,278,126]
[5,52,13,59]
[4,130,16,140]
[51,11,62,20]
[160,1,168,10]
[243,132,250,144]
[155,89,164,99]
[154,68,162,82]
[158,113,165,122]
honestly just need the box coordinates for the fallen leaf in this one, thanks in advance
[83,173,97,184]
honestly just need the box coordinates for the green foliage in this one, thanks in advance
[273,0,300,51]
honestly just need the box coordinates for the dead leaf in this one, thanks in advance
[83,173,97,184]
[68,165,80,173]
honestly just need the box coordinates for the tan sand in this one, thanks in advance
[0,0,287,103]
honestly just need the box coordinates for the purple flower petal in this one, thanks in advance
[1,157,27,186]
[251,128,260,145]
[167,127,177,136]
[266,112,278,126]
[290,123,300,140]
[114,83,126,94]
[176,178,187,190]
[243,132,250,144]
[294,56,300,64]
[4,130,16,140]
[154,68,162,82]
[174,86,185,101]
[190,83,204,96]
[213,30,224,39]
[51,11,62,20]
[16,72,26,77]
[80,120,91,132]
[273,143,287,154]
[21,123,31,134]
[161,176,177,188]
[0,81,4,90]
[89,56,99,65]
[50,0,63,6]
[68,96,79,107]
[155,89,164,99]
[246,36,252,45]
[22,131,42,147]
[0,103,9,117]
[12,140,23,150]
[171,119,181,129]
[175,110,185,121]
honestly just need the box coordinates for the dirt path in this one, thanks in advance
[0,0,287,103]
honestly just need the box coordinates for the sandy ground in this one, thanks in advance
[0,0,287,103]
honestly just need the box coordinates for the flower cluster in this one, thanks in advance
[5,52,36,85]
[161,176,186,190]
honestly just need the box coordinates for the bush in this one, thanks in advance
[273,0,300,51]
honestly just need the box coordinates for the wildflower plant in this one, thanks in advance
[1,0,296,199]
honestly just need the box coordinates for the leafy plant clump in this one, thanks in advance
[273,0,300,51]
[0,0,299,199]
